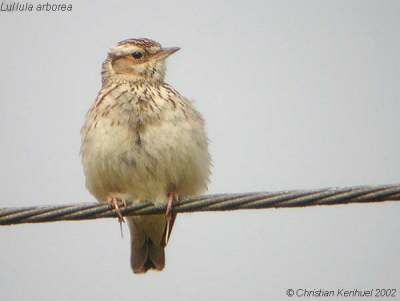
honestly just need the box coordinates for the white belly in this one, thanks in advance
[81,111,210,205]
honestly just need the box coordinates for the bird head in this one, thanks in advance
[102,38,180,85]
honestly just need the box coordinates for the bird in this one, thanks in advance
[80,38,211,273]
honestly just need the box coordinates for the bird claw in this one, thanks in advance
[106,197,127,223]
[165,192,178,245]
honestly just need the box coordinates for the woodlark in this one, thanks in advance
[81,38,211,273]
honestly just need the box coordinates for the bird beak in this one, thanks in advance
[153,47,180,61]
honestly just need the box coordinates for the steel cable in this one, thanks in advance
[1,183,399,226]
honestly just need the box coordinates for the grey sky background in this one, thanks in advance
[0,0,399,300]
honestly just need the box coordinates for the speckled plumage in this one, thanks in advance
[81,38,211,273]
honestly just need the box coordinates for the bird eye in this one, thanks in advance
[131,51,144,59]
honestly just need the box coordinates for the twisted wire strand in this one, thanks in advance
[1,183,399,226]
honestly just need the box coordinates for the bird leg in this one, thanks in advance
[165,192,178,245]
[106,196,126,224]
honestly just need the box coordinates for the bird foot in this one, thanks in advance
[106,196,127,224]
[165,192,178,245]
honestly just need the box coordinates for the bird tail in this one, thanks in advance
[128,215,167,273]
